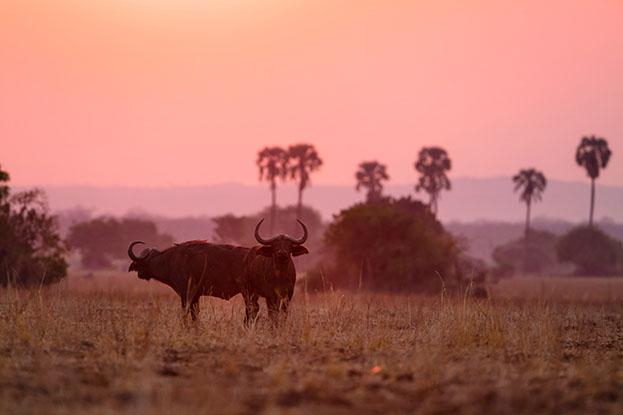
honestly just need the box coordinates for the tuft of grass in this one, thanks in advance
[0,274,621,414]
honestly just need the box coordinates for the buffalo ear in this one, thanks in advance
[128,262,137,272]
[257,246,273,257]
[291,245,309,257]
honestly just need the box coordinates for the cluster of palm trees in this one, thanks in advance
[257,143,454,229]
[257,136,613,235]
[355,147,452,215]
[352,137,612,235]
[256,143,322,232]
[513,135,612,237]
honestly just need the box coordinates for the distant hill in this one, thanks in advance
[21,177,622,223]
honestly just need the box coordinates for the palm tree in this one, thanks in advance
[257,147,288,233]
[513,168,547,238]
[575,136,612,227]
[287,144,323,218]
[414,147,451,215]
[355,161,389,202]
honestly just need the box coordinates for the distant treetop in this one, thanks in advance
[414,146,452,215]
[576,135,612,179]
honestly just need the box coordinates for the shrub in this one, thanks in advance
[321,197,461,292]
[0,165,68,287]
[492,230,559,276]
[556,226,623,276]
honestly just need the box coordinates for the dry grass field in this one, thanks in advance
[1,274,622,415]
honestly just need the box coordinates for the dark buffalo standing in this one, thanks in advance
[127,220,309,323]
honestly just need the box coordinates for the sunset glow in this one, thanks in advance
[1,0,621,186]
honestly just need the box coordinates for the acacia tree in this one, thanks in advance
[575,136,612,227]
[355,161,389,202]
[414,147,451,215]
[513,168,547,238]
[257,146,288,233]
[287,143,323,219]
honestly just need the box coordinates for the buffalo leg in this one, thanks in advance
[179,293,200,322]
[190,297,200,321]
[244,294,259,325]
[266,295,288,323]
[180,296,189,321]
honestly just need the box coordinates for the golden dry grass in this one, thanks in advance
[1,274,622,414]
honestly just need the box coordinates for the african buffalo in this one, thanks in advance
[127,219,309,323]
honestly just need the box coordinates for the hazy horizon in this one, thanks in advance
[14,174,623,189]
[21,176,623,223]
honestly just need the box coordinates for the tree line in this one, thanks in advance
[257,135,616,284]
[259,143,454,223]
[263,136,612,235]
[0,133,616,287]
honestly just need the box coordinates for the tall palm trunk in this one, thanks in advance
[270,180,277,234]
[296,164,305,219]
[430,193,438,216]
[589,178,595,227]
[522,199,531,274]
[524,199,531,239]
[296,185,303,219]
[370,183,380,202]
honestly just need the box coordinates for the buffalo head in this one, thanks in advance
[254,219,309,262]
[128,241,160,280]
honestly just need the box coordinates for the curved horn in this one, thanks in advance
[288,220,308,245]
[254,219,277,245]
[128,241,146,261]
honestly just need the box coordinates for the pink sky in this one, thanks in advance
[1,0,621,187]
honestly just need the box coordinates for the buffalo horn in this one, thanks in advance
[254,219,278,245]
[128,241,146,261]
[287,220,308,245]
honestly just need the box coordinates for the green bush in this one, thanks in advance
[320,197,461,292]
[556,226,623,276]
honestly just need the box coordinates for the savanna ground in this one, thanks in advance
[1,274,622,415]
